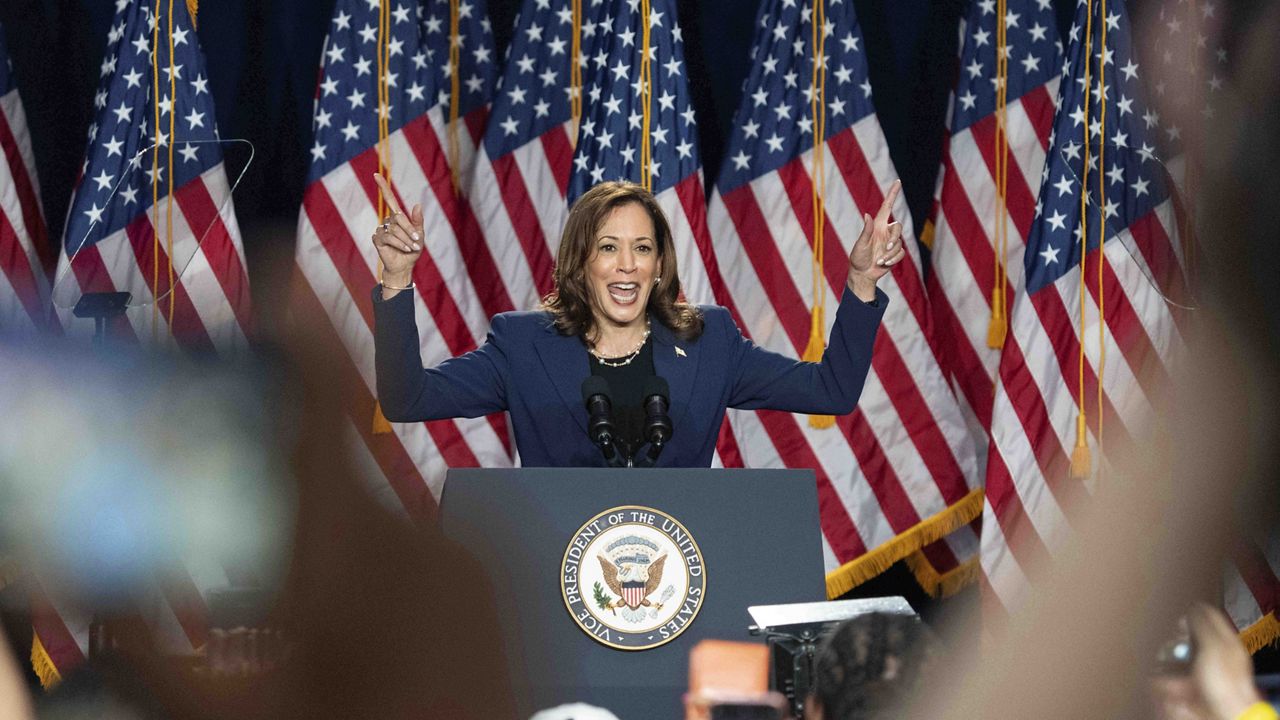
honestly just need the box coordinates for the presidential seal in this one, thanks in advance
[561,506,706,651]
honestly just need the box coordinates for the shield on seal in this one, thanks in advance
[621,582,646,610]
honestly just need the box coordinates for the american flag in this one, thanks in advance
[565,0,745,467]
[294,0,512,519]
[467,0,580,312]
[928,0,1061,473]
[979,0,1280,644]
[921,0,1063,592]
[706,0,981,597]
[52,0,250,352]
[31,0,246,680]
[0,22,57,335]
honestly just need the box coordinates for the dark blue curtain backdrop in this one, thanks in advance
[0,0,1075,285]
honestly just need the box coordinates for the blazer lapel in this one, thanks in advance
[650,318,700,437]
[533,325,592,436]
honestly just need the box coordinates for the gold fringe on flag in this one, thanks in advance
[31,634,61,690]
[825,488,984,599]
[1242,612,1280,655]
[186,0,197,26]
[904,550,981,599]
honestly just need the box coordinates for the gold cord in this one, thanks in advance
[804,0,834,429]
[570,0,582,135]
[1071,0,1097,479]
[989,0,1010,350]
[1094,0,1108,480]
[150,0,162,340]
[448,0,462,192]
[639,0,652,191]
[166,0,177,329]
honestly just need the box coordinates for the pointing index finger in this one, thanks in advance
[876,180,902,224]
[373,173,404,217]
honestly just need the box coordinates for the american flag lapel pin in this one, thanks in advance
[675,346,686,358]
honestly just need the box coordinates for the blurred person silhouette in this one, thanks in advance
[139,312,520,719]
[0,301,518,718]
[0,625,35,720]
[803,613,940,720]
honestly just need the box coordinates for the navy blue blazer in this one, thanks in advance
[373,286,887,467]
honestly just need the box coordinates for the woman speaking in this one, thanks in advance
[370,176,905,467]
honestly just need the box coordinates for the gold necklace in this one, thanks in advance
[589,322,651,368]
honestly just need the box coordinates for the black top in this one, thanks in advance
[589,335,655,460]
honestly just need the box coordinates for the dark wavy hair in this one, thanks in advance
[809,613,940,720]
[542,181,704,342]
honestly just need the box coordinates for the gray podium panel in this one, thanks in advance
[439,467,825,719]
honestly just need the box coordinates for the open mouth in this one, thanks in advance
[607,282,640,305]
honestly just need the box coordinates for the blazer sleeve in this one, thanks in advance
[725,286,887,415]
[372,286,509,422]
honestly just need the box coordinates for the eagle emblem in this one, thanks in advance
[595,536,669,623]
[561,506,706,650]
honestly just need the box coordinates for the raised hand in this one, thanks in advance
[846,179,906,302]
[371,173,425,297]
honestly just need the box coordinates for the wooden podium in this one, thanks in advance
[439,467,826,719]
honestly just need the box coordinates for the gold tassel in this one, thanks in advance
[31,634,61,690]
[186,0,197,26]
[372,402,393,435]
[918,218,936,250]
[1069,412,1091,478]
[802,306,835,429]
[986,286,1007,349]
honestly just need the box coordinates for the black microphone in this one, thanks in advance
[637,376,672,467]
[581,376,618,463]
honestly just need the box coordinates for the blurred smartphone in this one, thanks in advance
[688,640,789,720]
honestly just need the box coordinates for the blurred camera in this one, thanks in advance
[707,700,786,720]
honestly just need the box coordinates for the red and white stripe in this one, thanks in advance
[467,119,574,311]
[296,103,516,515]
[927,78,1061,447]
[1224,533,1280,641]
[52,163,252,354]
[0,82,56,334]
[919,77,1063,589]
[708,114,980,586]
[980,196,1193,619]
[30,553,227,682]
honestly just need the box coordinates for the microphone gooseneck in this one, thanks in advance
[637,376,672,467]
[581,376,618,464]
